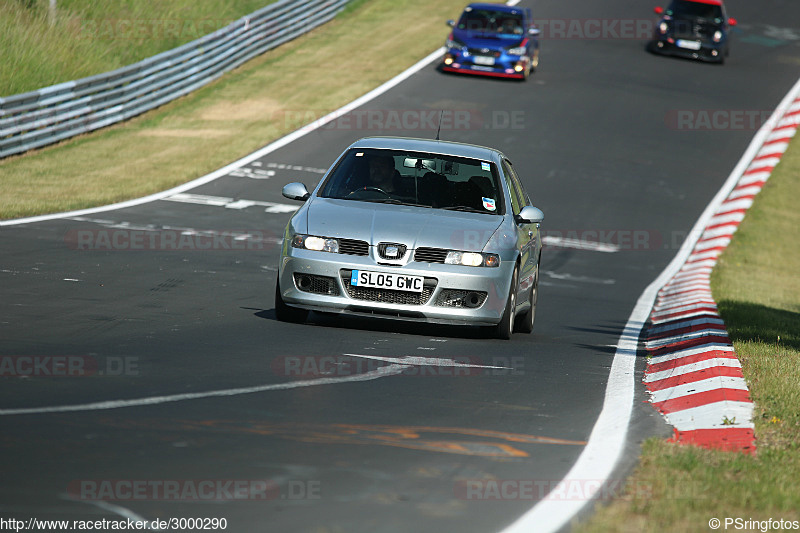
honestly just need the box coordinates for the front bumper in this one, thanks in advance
[277,247,515,326]
[442,50,529,79]
[651,37,725,62]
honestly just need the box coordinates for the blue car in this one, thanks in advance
[442,3,540,81]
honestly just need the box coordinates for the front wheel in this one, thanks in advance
[515,263,538,334]
[491,265,518,340]
[275,277,308,323]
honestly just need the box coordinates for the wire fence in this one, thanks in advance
[0,0,351,159]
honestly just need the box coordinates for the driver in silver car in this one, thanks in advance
[367,154,400,194]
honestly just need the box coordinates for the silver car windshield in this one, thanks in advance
[318,148,505,215]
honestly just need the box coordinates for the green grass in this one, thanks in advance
[0,0,468,220]
[575,135,800,532]
[1,0,276,96]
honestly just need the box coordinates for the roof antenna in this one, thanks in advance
[435,110,444,141]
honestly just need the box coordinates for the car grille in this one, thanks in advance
[467,48,501,58]
[293,274,340,296]
[435,289,488,308]
[340,270,436,305]
[414,247,449,263]
[338,238,369,256]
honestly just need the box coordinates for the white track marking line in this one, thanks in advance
[500,74,800,533]
[0,364,408,416]
[64,497,159,530]
[542,271,616,285]
[344,353,512,370]
[163,193,297,213]
[541,236,620,253]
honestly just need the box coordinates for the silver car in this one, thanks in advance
[275,136,543,339]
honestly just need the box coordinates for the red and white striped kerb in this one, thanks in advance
[644,95,800,453]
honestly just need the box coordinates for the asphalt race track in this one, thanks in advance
[2,0,800,531]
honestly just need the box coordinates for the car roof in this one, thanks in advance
[348,136,504,162]
[465,3,526,15]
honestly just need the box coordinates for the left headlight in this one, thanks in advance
[507,44,527,56]
[659,21,669,34]
[445,251,500,267]
[713,30,723,42]
[292,234,339,253]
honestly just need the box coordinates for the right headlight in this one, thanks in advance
[446,37,465,51]
[445,251,500,267]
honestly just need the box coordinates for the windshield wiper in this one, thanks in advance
[367,198,432,208]
[441,205,490,214]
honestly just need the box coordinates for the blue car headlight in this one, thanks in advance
[507,45,526,56]
[446,37,466,52]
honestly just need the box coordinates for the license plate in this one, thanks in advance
[676,39,701,50]
[350,270,424,293]
[473,55,495,66]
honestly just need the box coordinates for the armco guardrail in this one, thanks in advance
[0,0,351,159]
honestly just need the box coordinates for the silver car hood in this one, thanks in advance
[306,198,504,251]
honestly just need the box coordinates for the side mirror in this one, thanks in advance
[528,27,540,36]
[728,17,737,27]
[654,6,664,15]
[446,19,455,27]
[282,182,310,201]
[516,206,544,224]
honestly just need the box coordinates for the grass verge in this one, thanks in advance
[574,135,800,531]
[1,0,275,96]
[1,0,467,220]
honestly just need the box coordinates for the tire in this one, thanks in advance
[515,262,538,334]
[275,277,308,323]
[491,265,519,340]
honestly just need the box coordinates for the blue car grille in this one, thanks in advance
[467,48,501,58]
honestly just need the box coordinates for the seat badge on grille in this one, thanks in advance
[385,245,400,258]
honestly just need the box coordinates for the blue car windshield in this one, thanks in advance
[457,9,524,35]
[318,148,505,215]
